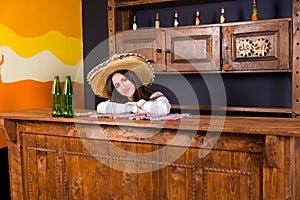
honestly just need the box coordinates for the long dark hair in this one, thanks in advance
[106,70,156,103]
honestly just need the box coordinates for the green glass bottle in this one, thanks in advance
[63,75,74,118]
[51,76,63,117]
[132,15,137,30]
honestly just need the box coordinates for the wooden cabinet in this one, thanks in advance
[222,18,291,71]
[114,18,291,72]
[2,108,300,199]
[115,26,221,72]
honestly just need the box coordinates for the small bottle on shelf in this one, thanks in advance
[220,6,226,24]
[155,11,160,28]
[173,10,179,27]
[51,76,63,117]
[63,75,74,118]
[252,0,258,21]
[132,15,137,30]
[195,8,200,25]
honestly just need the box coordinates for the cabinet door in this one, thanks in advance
[222,19,290,71]
[203,150,262,200]
[165,26,221,72]
[202,133,263,200]
[21,133,109,200]
[115,29,166,71]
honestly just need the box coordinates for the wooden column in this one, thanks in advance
[292,0,300,117]
[107,0,132,57]
[295,137,300,199]
[107,0,116,56]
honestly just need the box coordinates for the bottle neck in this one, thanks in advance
[53,76,60,83]
[196,8,200,16]
[52,76,61,93]
[174,11,178,18]
[64,77,73,93]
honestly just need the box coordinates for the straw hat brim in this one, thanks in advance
[87,53,154,98]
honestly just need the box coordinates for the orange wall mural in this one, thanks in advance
[0,0,84,113]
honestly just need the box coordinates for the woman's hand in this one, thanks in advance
[127,102,137,106]
[136,108,148,114]
[127,102,149,114]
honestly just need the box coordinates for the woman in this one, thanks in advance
[87,53,171,115]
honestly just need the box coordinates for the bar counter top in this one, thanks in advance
[0,108,300,136]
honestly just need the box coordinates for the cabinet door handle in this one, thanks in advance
[165,49,171,54]
[156,49,162,53]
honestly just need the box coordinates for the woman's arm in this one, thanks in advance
[97,101,137,114]
[97,92,171,115]
[137,95,171,115]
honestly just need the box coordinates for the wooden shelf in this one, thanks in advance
[111,0,234,9]
[171,104,292,117]
[155,69,292,75]
[112,0,176,8]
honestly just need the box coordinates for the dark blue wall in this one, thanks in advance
[151,73,291,108]
[134,0,292,27]
[83,0,108,109]
[83,0,292,109]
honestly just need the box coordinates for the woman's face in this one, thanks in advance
[111,72,136,98]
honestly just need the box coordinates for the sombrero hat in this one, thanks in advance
[87,53,154,98]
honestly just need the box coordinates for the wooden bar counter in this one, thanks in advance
[1,108,300,199]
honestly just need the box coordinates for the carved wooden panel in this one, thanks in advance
[23,142,262,200]
[222,19,291,71]
[20,121,265,200]
[166,26,221,71]
[22,134,202,200]
[115,29,166,71]
[265,135,280,168]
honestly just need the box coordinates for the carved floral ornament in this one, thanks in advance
[237,38,271,57]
